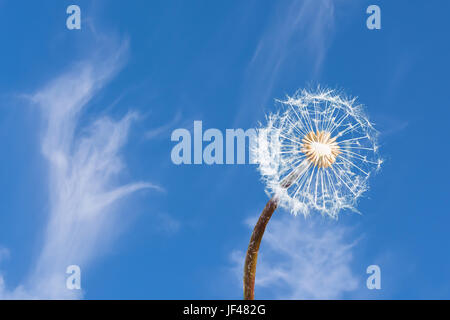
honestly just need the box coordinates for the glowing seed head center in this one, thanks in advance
[311,142,332,157]
[301,131,340,168]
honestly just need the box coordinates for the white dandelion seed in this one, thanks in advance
[243,88,382,300]
[253,88,382,218]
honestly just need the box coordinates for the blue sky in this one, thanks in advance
[0,0,449,299]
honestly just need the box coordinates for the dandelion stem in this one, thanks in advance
[243,197,278,300]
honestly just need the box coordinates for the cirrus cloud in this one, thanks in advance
[0,38,161,299]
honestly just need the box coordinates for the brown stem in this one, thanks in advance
[243,196,278,300]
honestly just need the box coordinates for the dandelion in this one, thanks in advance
[243,88,382,300]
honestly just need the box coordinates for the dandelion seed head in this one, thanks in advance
[253,88,382,219]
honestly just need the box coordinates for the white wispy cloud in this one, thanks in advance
[145,110,183,140]
[153,212,181,235]
[249,0,335,76]
[235,0,337,125]
[231,214,359,299]
[0,40,161,299]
